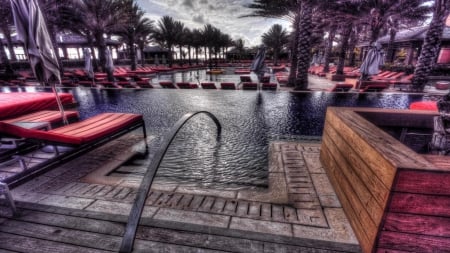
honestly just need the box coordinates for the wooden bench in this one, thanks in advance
[320,107,449,253]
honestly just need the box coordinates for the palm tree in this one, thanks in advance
[115,0,153,70]
[262,24,289,65]
[0,0,16,63]
[173,21,185,64]
[191,28,203,65]
[152,16,179,67]
[233,38,246,61]
[0,0,15,78]
[63,0,128,81]
[412,0,450,91]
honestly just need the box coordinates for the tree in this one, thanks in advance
[262,24,289,65]
[412,0,450,91]
[115,0,153,70]
[63,0,128,81]
[191,28,204,65]
[0,0,15,78]
[152,16,179,67]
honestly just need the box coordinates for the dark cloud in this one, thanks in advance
[193,14,205,24]
[182,0,194,9]
[200,0,207,4]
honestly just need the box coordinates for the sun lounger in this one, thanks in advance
[201,83,216,89]
[240,76,252,82]
[0,113,146,184]
[0,112,145,146]
[242,82,258,90]
[220,82,236,90]
[0,92,76,120]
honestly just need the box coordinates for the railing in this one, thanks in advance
[119,111,222,253]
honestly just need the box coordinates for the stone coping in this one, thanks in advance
[3,134,360,252]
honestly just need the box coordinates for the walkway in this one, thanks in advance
[0,134,360,252]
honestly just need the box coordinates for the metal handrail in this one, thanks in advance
[119,111,221,253]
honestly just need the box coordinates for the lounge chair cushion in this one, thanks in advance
[0,113,143,145]
[0,92,75,120]
[2,110,79,124]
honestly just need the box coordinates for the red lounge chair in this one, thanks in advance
[160,82,176,89]
[234,69,251,74]
[260,76,270,83]
[0,113,146,184]
[201,83,216,89]
[220,82,236,90]
[261,83,277,90]
[0,113,145,146]
[240,76,252,82]
[0,92,75,120]
[242,82,258,90]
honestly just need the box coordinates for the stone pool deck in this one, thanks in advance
[0,134,360,252]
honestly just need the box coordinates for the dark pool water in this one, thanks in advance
[56,88,430,189]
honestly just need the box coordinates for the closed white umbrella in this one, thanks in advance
[360,42,384,79]
[250,46,266,83]
[11,0,67,124]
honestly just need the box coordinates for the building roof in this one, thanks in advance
[377,26,450,44]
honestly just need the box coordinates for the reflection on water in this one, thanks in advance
[0,86,428,189]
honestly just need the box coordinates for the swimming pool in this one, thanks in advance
[64,88,429,189]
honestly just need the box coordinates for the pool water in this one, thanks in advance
[66,88,429,189]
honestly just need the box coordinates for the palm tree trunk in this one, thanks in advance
[0,39,15,80]
[412,0,449,91]
[385,29,397,64]
[336,23,352,75]
[288,10,301,87]
[1,25,16,61]
[294,1,313,90]
[129,35,137,70]
[323,27,336,73]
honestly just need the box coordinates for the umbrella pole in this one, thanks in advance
[53,81,68,125]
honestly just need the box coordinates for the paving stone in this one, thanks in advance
[271,205,284,222]
[38,195,95,209]
[86,199,157,217]
[114,187,132,200]
[188,195,205,210]
[154,208,230,228]
[237,173,288,204]
[248,202,261,217]
[230,217,292,237]
[70,183,94,195]
[11,191,49,203]
[150,181,178,192]
[260,203,271,219]
[222,200,238,215]
[236,201,249,216]
[210,198,226,213]
[284,207,299,224]
[296,208,328,227]
[177,194,194,209]
[104,186,126,199]
[287,187,315,194]
[164,193,183,207]
[302,152,325,174]
[292,201,321,210]
[293,208,358,244]
[82,184,106,196]
[12,175,53,194]
[317,195,342,208]
[94,185,114,197]
[145,191,163,205]
[198,196,215,212]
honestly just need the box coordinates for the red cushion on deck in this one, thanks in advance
[409,101,438,111]
[0,113,143,145]
[0,92,75,120]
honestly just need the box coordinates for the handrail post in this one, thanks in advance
[119,111,221,253]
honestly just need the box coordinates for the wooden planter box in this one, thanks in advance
[320,107,450,253]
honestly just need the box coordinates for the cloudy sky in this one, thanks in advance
[137,0,291,47]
